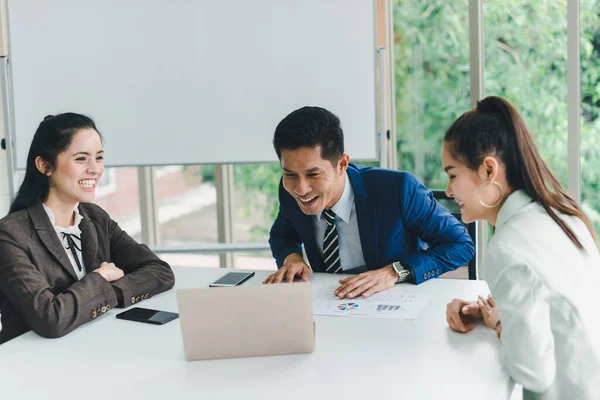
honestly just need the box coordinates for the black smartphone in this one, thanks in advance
[209,271,256,287]
[116,307,179,325]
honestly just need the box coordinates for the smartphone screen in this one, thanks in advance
[116,307,179,325]
[209,271,255,287]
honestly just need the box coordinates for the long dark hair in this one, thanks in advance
[444,95,597,250]
[9,113,101,213]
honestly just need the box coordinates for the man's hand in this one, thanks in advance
[93,262,125,282]
[477,295,501,331]
[263,253,312,284]
[446,298,482,333]
[334,264,397,299]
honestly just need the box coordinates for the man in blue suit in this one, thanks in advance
[264,106,474,299]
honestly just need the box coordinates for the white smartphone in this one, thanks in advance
[209,271,256,287]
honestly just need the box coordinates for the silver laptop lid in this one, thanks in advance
[177,282,314,360]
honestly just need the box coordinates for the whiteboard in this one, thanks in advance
[6,0,377,168]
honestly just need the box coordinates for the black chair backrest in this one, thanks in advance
[432,190,477,280]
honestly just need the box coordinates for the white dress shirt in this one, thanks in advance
[483,190,600,399]
[313,173,366,272]
[43,203,86,280]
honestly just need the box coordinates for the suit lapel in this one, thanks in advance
[78,205,99,273]
[28,204,78,280]
[295,208,324,272]
[347,167,379,270]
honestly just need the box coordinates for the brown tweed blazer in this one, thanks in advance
[0,202,175,344]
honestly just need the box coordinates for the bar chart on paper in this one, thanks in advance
[312,286,432,320]
[376,304,402,312]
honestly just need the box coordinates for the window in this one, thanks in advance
[580,0,600,234]
[484,1,568,187]
[95,167,117,199]
[156,165,218,246]
[233,162,280,270]
[94,167,142,241]
[154,163,278,270]
[393,0,470,189]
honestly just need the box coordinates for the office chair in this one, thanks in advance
[432,190,477,280]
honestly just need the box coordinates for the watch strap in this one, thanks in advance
[397,269,411,283]
[393,261,412,283]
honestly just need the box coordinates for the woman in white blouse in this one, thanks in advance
[442,96,600,399]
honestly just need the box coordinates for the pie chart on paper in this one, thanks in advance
[337,303,359,311]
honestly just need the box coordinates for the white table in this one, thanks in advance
[0,267,514,400]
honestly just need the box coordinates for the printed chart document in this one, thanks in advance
[312,284,431,320]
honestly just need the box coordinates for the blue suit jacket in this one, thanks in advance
[269,164,475,284]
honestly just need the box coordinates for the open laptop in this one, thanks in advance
[176,282,315,360]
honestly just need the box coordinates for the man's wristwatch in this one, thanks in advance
[391,261,412,283]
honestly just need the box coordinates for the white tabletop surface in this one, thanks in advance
[0,267,514,400]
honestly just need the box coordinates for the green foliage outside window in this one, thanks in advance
[394,0,600,232]
[234,163,282,238]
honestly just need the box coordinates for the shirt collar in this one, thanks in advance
[42,203,83,233]
[495,189,534,228]
[316,172,354,224]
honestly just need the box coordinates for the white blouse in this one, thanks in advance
[42,204,86,280]
[483,190,600,399]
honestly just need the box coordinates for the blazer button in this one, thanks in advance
[91,310,97,319]
[131,296,136,304]
[422,274,426,280]
[136,296,141,303]
[101,306,107,313]
[106,304,112,311]
[144,293,150,299]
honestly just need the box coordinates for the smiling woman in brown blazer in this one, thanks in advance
[0,113,175,344]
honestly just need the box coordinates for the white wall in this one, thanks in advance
[0,88,10,217]
[0,151,9,217]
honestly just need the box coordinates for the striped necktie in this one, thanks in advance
[322,209,342,273]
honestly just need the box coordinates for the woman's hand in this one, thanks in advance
[93,262,124,282]
[477,295,501,332]
[446,298,482,333]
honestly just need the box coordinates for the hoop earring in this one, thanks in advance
[476,181,504,208]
